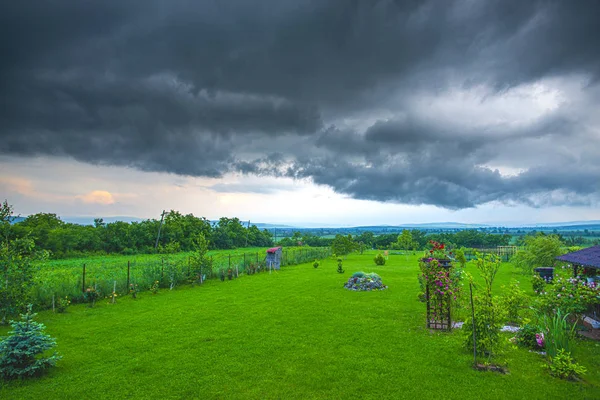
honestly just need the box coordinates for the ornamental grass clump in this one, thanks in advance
[344,272,387,291]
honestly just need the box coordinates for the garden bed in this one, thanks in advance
[344,272,387,291]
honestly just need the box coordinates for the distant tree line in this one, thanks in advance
[8,211,274,258]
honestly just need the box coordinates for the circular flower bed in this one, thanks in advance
[344,272,388,291]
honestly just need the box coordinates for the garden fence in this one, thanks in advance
[31,247,332,309]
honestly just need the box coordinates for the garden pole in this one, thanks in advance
[127,261,130,291]
[469,282,477,366]
[426,285,430,329]
[82,264,86,293]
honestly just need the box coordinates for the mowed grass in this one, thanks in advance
[1,252,599,399]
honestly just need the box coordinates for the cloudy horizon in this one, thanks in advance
[2,1,599,225]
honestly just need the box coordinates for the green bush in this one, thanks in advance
[514,323,541,349]
[546,349,586,380]
[351,271,365,278]
[0,305,61,379]
[532,274,546,295]
[500,280,527,324]
[56,296,71,313]
[313,260,319,269]
[374,253,386,266]
[336,258,345,274]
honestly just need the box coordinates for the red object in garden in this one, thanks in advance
[267,246,281,254]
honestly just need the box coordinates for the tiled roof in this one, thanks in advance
[556,245,600,269]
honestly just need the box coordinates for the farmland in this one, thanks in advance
[2,252,599,399]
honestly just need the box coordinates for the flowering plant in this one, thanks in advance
[56,296,71,313]
[426,240,453,260]
[84,286,100,307]
[344,272,387,291]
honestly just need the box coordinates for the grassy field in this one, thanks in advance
[1,251,599,399]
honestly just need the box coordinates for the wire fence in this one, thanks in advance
[31,247,332,309]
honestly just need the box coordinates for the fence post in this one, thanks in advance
[82,264,86,292]
[127,261,130,291]
[469,282,477,366]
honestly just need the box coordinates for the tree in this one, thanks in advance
[397,229,415,251]
[190,233,211,282]
[331,234,358,258]
[1,202,47,324]
[0,305,61,379]
[512,234,563,274]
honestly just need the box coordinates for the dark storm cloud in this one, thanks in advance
[1,0,600,208]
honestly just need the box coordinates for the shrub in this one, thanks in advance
[83,286,100,307]
[336,258,345,274]
[532,274,546,295]
[514,323,542,349]
[56,296,70,313]
[129,283,139,299]
[374,253,386,266]
[512,234,562,274]
[546,349,586,380]
[500,280,527,324]
[150,280,160,295]
[0,305,61,379]
[313,260,319,269]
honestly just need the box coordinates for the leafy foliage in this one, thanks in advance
[331,234,358,258]
[546,349,587,380]
[536,308,576,358]
[514,323,542,349]
[512,234,563,274]
[463,253,504,359]
[374,253,386,266]
[1,201,48,323]
[0,305,61,379]
[336,258,345,274]
[500,280,527,324]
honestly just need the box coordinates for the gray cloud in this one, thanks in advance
[1,0,599,208]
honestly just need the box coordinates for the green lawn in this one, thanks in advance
[2,252,599,399]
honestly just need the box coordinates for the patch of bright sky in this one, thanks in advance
[2,155,599,226]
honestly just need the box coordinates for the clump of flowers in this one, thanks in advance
[426,240,453,261]
[344,272,387,291]
[536,274,600,316]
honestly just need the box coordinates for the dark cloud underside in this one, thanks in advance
[1,0,599,208]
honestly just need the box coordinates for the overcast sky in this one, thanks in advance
[1,1,599,226]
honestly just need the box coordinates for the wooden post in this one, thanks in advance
[228,254,231,269]
[469,282,477,366]
[426,285,430,329]
[236,266,239,278]
[127,261,130,291]
[82,264,86,292]
[113,281,117,304]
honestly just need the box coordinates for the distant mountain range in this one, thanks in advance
[8,215,600,231]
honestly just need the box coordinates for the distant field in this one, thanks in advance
[1,252,598,399]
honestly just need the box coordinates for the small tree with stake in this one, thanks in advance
[336,258,345,274]
[0,305,61,379]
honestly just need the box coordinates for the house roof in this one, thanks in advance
[266,246,282,254]
[556,245,600,269]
